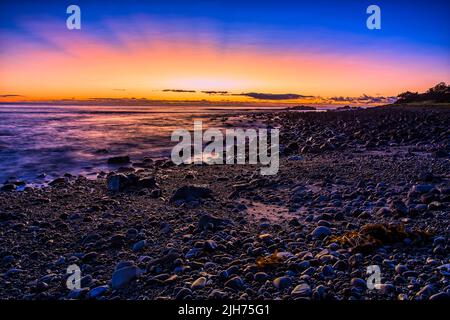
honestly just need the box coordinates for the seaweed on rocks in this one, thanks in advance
[328,223,433,253]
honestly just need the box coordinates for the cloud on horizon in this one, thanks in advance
[328,94,397,104]
[160,89,315,100]
[163,89,196,93]
[0,94,23,98]
[201,90,229,95]
[234,92,315,100]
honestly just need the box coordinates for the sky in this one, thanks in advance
[0,0,449,105]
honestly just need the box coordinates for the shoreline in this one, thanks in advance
[0,104,449,300]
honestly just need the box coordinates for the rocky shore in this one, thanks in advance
[0,104,449,300]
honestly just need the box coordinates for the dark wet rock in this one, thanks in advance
[429,292,450,300]
[80,275,93,288]
[88,285,109,299]
[377,283,395,295]
[312,285,327,299]
[208,289,227,299]
[137,177,156,188]
[110,234,126,247]
[204,239,218,251]
[350,278,367,289]
[49,177,67,186]
[415,284,435,299]
[224,276,244,290]
[107,156,130,165]
[170,185,214,203]
[175,288,192,300]
[254,272,270,282]
[107,174,130,192]
[0,184,16,192]
[147,252,180,268]
[126,228,139,240]
[428,201,443,210]
[388,199,408,216]
[1,255,14,265]
[197,214,231,231]
[67,288,88,299]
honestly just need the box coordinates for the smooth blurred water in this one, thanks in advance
[0,104,295,183]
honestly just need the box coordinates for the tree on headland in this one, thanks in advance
[396,82,450,103]
[426,82,448,94]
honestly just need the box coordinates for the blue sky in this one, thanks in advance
[1,0,449,50]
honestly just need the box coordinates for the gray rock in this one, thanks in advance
[132,240,146,252]
[321,265,335,278]
[111,265,141,290]
[115,260,135,270]
[88,285,109,298]
[273,276,293,290]
[350,277,367,288]
[191,277,207,290]
[311,226,332,239]
[291,283,312,297]
[185,248,202,259]
[395,264,408,274]
[412,184,435,194]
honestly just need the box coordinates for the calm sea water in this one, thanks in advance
[0,104,334,183]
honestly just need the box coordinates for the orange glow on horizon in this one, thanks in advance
[1,23,449,104]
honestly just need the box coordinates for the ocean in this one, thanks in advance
[0,104,336,183]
